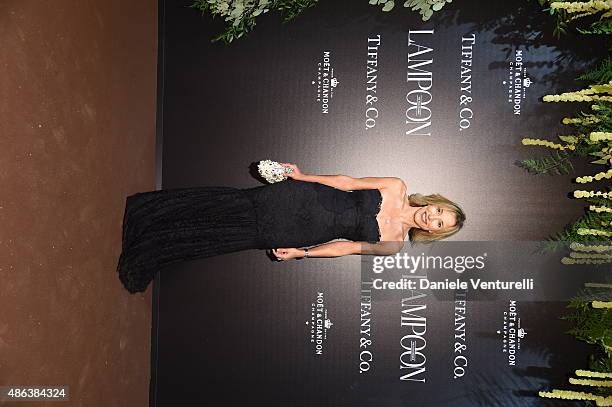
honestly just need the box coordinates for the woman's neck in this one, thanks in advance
[400,196,420,229]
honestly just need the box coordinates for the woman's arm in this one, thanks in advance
[281,163,404,192]
[273,240,404,260]
[300,174,403,192]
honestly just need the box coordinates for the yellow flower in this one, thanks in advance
[574,190,611,199]
[539,389,601,400]
[577,228,612,237]
[569,377,612,387]
[544,94,612,103]
[521,138,575,150]
[590,205,612,213]
[597,397,612,406]
[562,115,599,125]
[592,301,612,309]
[544,82,612,102]
[569,242,612,252]
[578,170,612,184]
[561,256,611,265]
[561,257,576,264]
[570,251,612,259]
[577,370,612,379]
[590,132,612,142]
[551,1,612,13]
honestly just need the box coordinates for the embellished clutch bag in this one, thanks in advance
[257,159,294,183]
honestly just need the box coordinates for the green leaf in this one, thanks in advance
[578,57,612,85]
[515,150,574,176]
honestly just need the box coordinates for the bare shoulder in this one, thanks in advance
[381,178,407,200]
[394,178,408,194]
[379,177,406,191]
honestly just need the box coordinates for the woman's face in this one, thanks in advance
[414,204,457,233]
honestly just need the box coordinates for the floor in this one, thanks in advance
[0,1,157,405]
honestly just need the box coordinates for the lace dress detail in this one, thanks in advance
[241,179,384,246]
[117,179,384,293]
[117,186,260,293]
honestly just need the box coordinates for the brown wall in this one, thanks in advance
[0,1,157,405]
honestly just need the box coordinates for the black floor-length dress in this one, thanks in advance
[116,178,383,293]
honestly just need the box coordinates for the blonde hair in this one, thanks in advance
[407,193,466,243]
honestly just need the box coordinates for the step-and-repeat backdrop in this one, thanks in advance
[154,1,609,405]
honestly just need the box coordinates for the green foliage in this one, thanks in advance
[519,101,612,163]
[543,294,612,401]
[533,0,612,38]
[191,0,318,43]
[547,208,612,245]
[369,0,453,21]
[520,99,611,253]
[571,101,612,161]
[551,7,569,39]
[562,103,612,155]
[519,70,612,254]
[590,196,612,208]
[590,352,612,373]
[579,58,612,85]
[563,297,611,353]
[587,349,612,397]
[521,101,612,165]
[591,101,612,132]
[515,150,574,175]
[578,18,612,35]
[276,0,318,20]
[532,0,569,38]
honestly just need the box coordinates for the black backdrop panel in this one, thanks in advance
[153,1,609,406]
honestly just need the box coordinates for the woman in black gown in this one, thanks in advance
[117,163,465,293]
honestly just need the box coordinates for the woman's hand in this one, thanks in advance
[272,248,304,261]
[280,163,305,180]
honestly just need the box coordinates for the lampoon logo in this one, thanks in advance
[496,300,526,366]
[312,51,339,114]
[306,291,334,355]
[503,49,532,116]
